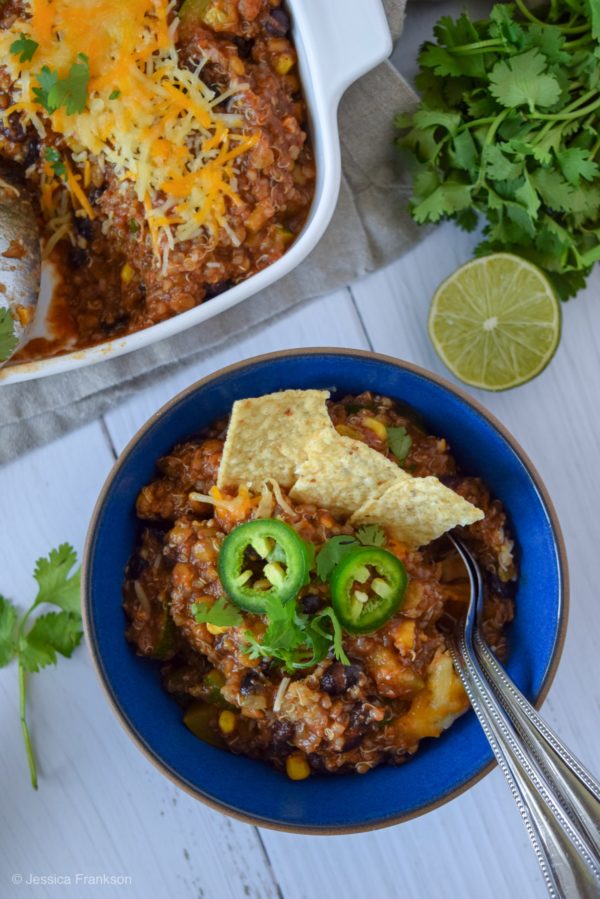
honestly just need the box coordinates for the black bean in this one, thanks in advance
[100,313,129,335]
[440,475,463,490]
[319,662,361,696]
[88,185,106,206]
[240,670,262,695]
[234,36,252,59]
[342,733,364,752]
[74,216,93,241]
[23,137,40,168]
[487,573,517,599]
[348,702,370,732]
[307,752,327,772]
[68,246,88,269]
[271,719,294,753]
[204,280,234,299]
[2,112,27,144]
[265,8,290,36]
[299,593,320,615]
[127,554,147,579]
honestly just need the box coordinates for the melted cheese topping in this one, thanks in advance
[0,0,258,263]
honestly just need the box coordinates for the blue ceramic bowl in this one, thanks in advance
[83,350,568,833]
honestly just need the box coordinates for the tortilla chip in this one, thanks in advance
[289,429,407,517]
[217,389,333,491]
[350,476,483,548]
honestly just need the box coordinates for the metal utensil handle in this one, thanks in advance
[474,632,600,857]
[450,630,600,899]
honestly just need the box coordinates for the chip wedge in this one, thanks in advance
[289,428,406,517]
[428,253,561,391]
[217,389,333,491]
[350,476,483,548]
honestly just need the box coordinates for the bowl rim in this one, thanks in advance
[82,347,569,834]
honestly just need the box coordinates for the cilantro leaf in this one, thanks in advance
[483,145,523,182]
[451,129,477,175]
[315,535,359,582]
[311,608,350,666]
[489,49,561,110]
[108,89,120,100]
[387,426,412,463]
[488,4,525,48]
[192,597,243,628]
[44,147,66,178]
[356,524,386,548]
[10,33,39,64]
[243,599,349,671]
[243,598,310,668]
[20,611,82,673]
[0,595,18,667]
[529,169,574,213]
[32,66,59,112]
[556,148,599,186]
[0,307,18,362]
[302,539,316,585]
[33,54,90,115]
[33,543,81,615]
[411,180,472,224]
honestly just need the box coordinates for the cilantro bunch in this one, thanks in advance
[396,0,600,299]
[0,545,82,789]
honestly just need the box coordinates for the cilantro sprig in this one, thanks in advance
[243,598,349,672]
[33,53,90,116]
[396,1,600,299]
[315,524,387,582]
[0,307,18,362]
[44,147,66,179]
[0,545,82,789]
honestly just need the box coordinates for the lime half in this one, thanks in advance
[428,253,561,391]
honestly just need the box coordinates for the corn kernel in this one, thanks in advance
[218,710,237,735]
[15,304,32,327]
[206,622,229,635]
[363,417,388,440]
[120,262,135,284]
[286,752,310,781]
[335,423,362,440]
[275,224,294,244]
[204,6,231,28]
[230,57,245,76]
[274,54,295,75]
[393,620,416,655]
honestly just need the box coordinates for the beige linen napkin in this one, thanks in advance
[0,0,421,464]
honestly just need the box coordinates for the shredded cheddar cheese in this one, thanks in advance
[0,0,259,265]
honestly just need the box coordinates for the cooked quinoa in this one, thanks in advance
[124,393,517,777]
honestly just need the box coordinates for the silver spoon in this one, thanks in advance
[0,162,41,363]
[447,535,600,899]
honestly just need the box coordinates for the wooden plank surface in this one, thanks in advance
[0,424,284,899]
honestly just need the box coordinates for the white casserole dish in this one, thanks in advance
[1,0,391,385]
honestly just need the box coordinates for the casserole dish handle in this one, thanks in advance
[294,0,393,106]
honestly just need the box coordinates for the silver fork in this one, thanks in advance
[447,535,600,899]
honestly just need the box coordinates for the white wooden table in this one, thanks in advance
[1,4,599,898]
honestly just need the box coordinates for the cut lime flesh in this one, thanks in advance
[428,253,561,391]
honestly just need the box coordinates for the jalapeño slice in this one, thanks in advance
[330,546,407,635]
[217,519,307,613]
